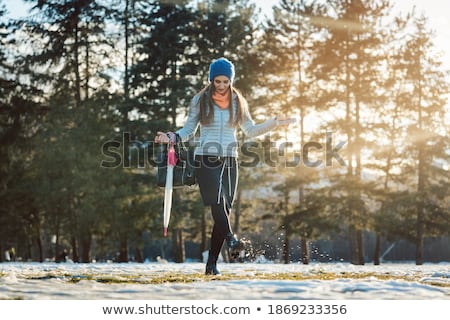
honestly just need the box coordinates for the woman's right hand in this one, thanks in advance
[154,131,170,144]
[276,116,296,127]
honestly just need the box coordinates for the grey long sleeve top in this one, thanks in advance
[176,92,278,157]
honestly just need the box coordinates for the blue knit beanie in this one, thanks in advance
[208,57,235,82]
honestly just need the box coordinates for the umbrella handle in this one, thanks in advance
[167,132,177,166]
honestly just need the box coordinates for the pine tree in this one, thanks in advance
[0,0,47,261]
[309,0,391,265]
[255,0,329,264]
[369,11,413,264]
[19,0,125,262]
[394,13,449,265]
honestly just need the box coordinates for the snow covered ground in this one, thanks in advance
[1,261,449,300]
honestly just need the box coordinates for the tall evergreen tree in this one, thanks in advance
[369,11,413,264]
[259,0,329,264]
[0,0,45,261]
[19,0,124,261]
[395,14,449,265]
[309,0,391,264]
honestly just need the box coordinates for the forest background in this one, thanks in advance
[0,0,449,266]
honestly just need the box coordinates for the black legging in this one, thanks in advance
[209,198,231,258]
[195,155,238,258]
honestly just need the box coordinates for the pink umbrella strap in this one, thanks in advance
[167,132,177,166]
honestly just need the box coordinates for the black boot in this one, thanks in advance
[205,253,221,275]
[226,233,245,258]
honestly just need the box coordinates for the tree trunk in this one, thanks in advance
[356,229,364,265]
[81,235,91,263]
[300,237,309,264]
[36,234,43,263]
[416,202,424,265]
[124,0,130,100]
[172,228,185,263]
[74,2,81,107]
[178,229,185,263]
[416,146,425,265]
[222,246,230,263]
[26,234,32,261]
[71,236,79,263]
[118,237,128,262]
[134,246,143,263]
[54,225,60,262]
[282,227,290,264]
[373,233,381,265]
[350,226,364,265]
[84,23,90,100]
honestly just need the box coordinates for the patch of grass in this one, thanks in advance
[6,271,449,288]
[0,296,26,300]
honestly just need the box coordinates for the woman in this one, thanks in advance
[155,57,292,275]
